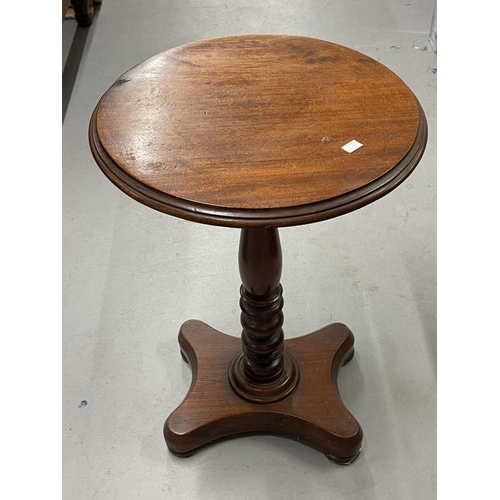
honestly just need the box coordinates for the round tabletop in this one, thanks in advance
[89,35,427,228]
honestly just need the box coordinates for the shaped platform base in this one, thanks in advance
[164,320,363,463]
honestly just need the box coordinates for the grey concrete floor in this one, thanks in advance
[62,1,436,498]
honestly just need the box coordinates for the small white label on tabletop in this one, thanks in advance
[341,139,363,153]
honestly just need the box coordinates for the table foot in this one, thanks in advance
[164,320,363,462]
[343,347,355,366]
[326,449,362,465]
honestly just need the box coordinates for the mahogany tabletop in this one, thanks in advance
[89,35,427,227]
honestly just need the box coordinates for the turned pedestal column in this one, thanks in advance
[229,228,299,403]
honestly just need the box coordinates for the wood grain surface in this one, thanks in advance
[165,319,362,462]
[89,34,427,227]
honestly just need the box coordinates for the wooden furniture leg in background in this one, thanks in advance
[70,0,93,27]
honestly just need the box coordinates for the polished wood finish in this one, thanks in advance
[89,35,428,463]
[229,228,299,403]
[89,35,427,228]
[165,320,362,463]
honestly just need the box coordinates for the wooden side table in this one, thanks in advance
[89,35,427,464]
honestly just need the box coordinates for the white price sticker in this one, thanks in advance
[341,139,363,153]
